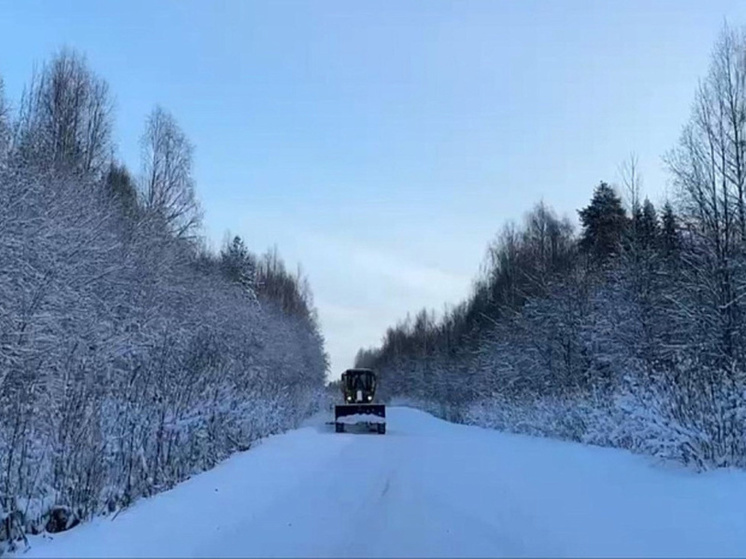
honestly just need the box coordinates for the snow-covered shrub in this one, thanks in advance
[613,366,746,471]
[463,394,593,442]
[0,54,328,549]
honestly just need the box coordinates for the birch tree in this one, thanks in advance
[141,106,202,238]
[17,48,113,176]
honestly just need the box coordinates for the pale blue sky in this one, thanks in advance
[2,1,745,378]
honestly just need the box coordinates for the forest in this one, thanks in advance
[356,24,746,472]
[0,48,328,548]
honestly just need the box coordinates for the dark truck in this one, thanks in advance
[334,368,386,434]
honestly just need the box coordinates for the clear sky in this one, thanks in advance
[2,1,745,379]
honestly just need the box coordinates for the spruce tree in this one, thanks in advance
[578,182,628,264]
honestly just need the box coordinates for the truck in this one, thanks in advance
[334,368,386,434]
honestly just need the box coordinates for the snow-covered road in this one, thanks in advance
[18,407,746,558]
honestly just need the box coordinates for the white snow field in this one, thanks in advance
[16,407,746,558]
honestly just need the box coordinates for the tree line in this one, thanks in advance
[0,48,328,550]
[357,24,746,471]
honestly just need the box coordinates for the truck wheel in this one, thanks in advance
[335,423,345,433]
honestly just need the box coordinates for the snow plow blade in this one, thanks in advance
[334,404,386,434]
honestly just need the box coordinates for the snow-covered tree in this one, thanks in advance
[16,48,113,176]
[0,53,327,551]
[141,106,202,239]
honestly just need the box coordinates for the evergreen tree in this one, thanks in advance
[104,162,139,219]
[578,182,628,265]
[220,235,258,298]
[636,198,659,251]
[660,202,681,259]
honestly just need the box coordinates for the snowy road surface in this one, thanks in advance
[19,407,746,558]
